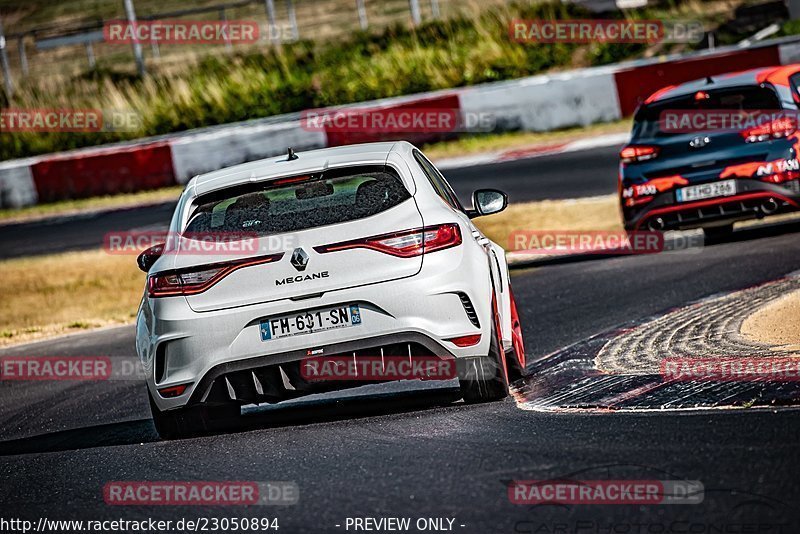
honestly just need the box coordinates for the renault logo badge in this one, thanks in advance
[291,248,309,271]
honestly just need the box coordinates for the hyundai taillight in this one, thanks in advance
[742,117,797,143]
[620,145,660,164]
[148,253,283,297]
[315,224,462,258]
[761,170,800,184]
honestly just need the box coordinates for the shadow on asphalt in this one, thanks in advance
[717,216,800,244]
[0,388,465,455]
[509,217,800,269]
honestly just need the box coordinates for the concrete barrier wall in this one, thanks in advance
[779,41,800,64]
[0,160,39,208]
[613,47,782,116]
[30,142,174,203]
[4,37,800,208]
[170,121,326,184]
[459,67,622,132]
[322,94,463,147]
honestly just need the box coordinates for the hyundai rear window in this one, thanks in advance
[632,86,782,139]
[184,166,411,237]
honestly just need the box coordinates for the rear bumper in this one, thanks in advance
[623,179,800,231]
[137,245,494,412]
[187,331,457,407]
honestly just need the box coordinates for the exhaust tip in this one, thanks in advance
[647,217,665,231]
[761,198,779,215]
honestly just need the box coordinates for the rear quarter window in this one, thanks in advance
[413,150,464,212]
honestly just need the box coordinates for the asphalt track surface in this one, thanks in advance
[2,146,800,532]
[0,146,620,260]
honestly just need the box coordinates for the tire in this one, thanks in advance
[505,348,524,382]
[148,389,239,440]
[458,296,509,404]
[703,224,734,244]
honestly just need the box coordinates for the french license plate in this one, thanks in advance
[676,180,737,203]
[260,304,361,341]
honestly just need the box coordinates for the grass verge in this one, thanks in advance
[0,250,145,347]
[474,195,621,249]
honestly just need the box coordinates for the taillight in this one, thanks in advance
[620,145,660,164]
[148,253,283,298]
[446,334,482,347]
[742,116,797,143]
[315,224,462,258]
[762,170,800,183]
[158,383,190,398]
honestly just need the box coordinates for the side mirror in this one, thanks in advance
[469,189,508,218]
[137,244,164,273]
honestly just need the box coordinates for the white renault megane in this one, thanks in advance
[136,141,525,438]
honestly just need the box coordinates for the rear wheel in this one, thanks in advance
[148,389,239,440]
[458,295,509,403]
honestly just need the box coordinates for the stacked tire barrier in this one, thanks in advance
[3,37,800,208]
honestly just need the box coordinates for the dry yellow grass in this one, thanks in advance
[0,250,145,347]
[474,194,622,250]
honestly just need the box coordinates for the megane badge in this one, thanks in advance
[291,248,309,271]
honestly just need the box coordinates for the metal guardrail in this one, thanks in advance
[6,0,276,78]
[35,32,105,51]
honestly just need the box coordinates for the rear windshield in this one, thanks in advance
[633,85,782,139]
[184,165,410,237]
